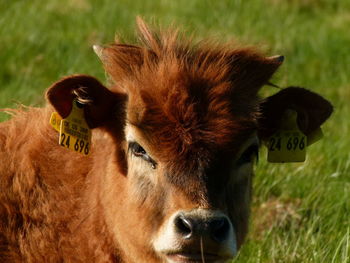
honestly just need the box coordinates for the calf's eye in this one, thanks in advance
[130,142,147,157]
[129,142,157,169]
[236,144,259,166]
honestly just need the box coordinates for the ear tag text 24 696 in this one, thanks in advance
[267,110,307,163]
[50,99,91,155]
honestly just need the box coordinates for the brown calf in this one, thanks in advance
[0,19,332,263]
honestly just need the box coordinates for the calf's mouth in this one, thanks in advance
[165,251,231,263]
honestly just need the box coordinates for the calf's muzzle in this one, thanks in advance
[174,212,231,243]
[153,209,237,263]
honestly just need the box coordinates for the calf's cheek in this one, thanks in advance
[227,175,252,248]
[122,170,167,240]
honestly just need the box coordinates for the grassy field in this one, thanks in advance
[1,0,349,262]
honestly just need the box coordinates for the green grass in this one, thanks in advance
[1,0,349,262]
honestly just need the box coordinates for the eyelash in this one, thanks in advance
[128,142,157,169]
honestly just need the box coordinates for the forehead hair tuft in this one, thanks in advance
[100,18,281,167]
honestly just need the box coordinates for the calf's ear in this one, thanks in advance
[46,74,125,128]
[229,53,284,99]
[93,44,151,84]
[258,87,333,140]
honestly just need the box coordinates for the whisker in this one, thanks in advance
[200,236,206,263]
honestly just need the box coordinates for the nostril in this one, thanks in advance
[210,217,230,243]
[173,212,232,243]
[174,215,193,239]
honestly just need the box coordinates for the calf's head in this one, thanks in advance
[46,20,332,263]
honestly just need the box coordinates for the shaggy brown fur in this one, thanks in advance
[0,19,332,262]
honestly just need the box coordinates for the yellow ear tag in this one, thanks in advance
[49,99,91,155]
[59,99,91,155]
[267,110,307,163]
[49,112,62,132]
